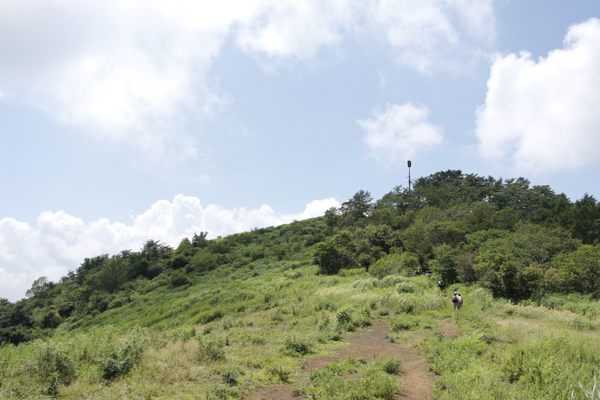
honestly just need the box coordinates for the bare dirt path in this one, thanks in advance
[245,320,436,400]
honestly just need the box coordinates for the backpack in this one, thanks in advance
[452,295,458,303]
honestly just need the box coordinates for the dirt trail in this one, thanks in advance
[246,320,436,400]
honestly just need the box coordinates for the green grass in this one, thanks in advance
[2,253,600,399]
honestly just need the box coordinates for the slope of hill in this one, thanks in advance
[1,170,600,399]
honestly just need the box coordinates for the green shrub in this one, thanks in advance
[206,384,239,400]
[170,270,192,287]
[196,309,224,324]
[98,326,148,381]
[381,355,402,375]
[396,282,414,293]
[390,315,420,332]
[30,341,76,396]
[268,364,292,383]
[297,357,401,400]
[221,370,239,386]
[283,335,313,356]
[369,253,417,278]
[198,334,226,361]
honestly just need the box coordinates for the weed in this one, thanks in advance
[98,326,148,381]
[206,384,240,400]
[381,356,402,375]
[221,370,239,386]
[283,335,313,356]
[30,341,76,396]
[198,334,226,361]
[390,315,419,332]
[296,357,401,400]
[268,364,292,383]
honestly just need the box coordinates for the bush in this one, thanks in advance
[98,326,148,381]
[382,355,402,375]
[170,270,192,287]
[283,335,313,356]
[397,282,414,293]
[390,315,420,332]
[297,357,401,400]
[31,341,76,396]
[198,334,226,361]
[369,253,417,279]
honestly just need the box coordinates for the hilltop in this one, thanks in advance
[1,169,600,399]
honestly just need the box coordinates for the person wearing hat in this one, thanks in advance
[451,291,459,311]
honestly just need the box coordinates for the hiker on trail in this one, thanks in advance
[451,291,459,311]
[458,294,463,310]
[438,278,444,289]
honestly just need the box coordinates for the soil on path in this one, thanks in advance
[245,320,436,400]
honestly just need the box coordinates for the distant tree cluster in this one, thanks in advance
[1,218,327,346]
[314,170,600,302]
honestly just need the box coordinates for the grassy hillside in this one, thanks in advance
[2,170,600,399]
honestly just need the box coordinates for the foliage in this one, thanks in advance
[553,244,600,297]
[3,169,600,398]
[98,326,148,381]
[296,356,401,400]
[369,252,418,278]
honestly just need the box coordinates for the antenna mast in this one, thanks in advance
[407,160,412,192]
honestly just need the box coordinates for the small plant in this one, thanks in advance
[390,315,419,332]
[268,364,292,383]
[270,308,283,323]
[283,335,313,356]
[577,375,600,399]
[98,326,148,381]
[221,370,239,386]
[198,334,226,361]
[336,305,353,325]
[206,384,239,400]
[382,356,402,375]
[397,282,414,293]
[31,341,76,397]
[296,357,401,400]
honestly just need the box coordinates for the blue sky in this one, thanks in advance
[1,0,600,301]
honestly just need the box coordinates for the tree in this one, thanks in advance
[92,257,127,293]
[369,252,418,278]
[192,232,209,248]
[429,244,458,283]
[26,276,51,298]
[313,231,355,274]
[324,207,340,230]
[341,190,374,222]
[553,244,600,296]
[570,194,600,244]
[141,240,173,262]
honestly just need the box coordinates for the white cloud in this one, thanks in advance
[366,0,495,72]
[475,18,600,174]
[236,0,353,61]
[0,195,339,302]
[358,103,444,165]
[0,0,496,162]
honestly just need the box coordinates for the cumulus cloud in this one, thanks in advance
[367,0,495,72]
[474,18,600,174]
[0,195,339,302]
[358,103,444,165]
[0,0,496,162]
